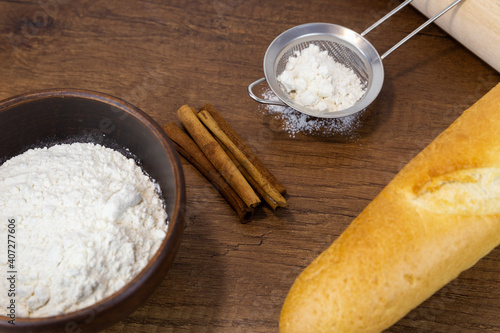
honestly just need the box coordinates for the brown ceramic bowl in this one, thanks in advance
[0,89,185,332]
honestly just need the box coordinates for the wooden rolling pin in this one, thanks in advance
[411,0,500,73]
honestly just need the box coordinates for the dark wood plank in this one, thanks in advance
[0,0,499,331]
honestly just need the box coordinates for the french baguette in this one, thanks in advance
[280,83,500,332]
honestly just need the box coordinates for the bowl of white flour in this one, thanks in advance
[0,89,185,332]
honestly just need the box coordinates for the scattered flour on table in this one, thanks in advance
[277,44,366,112]
[0,142,168,318]
[260,88,363,138]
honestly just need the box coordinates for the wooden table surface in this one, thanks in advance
[1,0,500,332]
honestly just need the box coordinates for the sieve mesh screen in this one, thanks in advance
[274,39,370,107]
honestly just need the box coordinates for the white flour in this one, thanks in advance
[278,44,366,112]
[0,142,168,318]
[260,88,363,138]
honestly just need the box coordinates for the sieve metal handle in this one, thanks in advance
[361,0,414,37]
[362,0,465,60]
[248,78,287,106]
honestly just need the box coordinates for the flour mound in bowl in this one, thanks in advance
[0,142,168,318]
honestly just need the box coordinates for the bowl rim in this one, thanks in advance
[0,88,186,330]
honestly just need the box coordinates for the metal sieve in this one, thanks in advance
[248,0,464,118]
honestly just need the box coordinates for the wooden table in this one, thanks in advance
[1,0,499,332]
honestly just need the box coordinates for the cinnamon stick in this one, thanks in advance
[176,105,260,208]
[199,103,287,196]
[198,110,287,208]
[216,137,279,210]
[162,122,254,223]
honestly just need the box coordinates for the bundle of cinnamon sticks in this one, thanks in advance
[163,104,287,223]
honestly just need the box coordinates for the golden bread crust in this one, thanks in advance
[280,83,500,333]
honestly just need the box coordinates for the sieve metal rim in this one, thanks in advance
[261,22,384,119]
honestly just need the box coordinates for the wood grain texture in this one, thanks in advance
[0,0,499,332]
